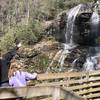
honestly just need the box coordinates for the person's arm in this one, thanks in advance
[3,43,21,62]
[24,72,37,80]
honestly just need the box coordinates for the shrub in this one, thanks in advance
[14,20,44,45]
[0,32,15,53]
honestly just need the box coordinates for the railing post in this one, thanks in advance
[52,87,60,100]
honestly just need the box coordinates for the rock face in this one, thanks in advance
[46,2,100,46]
[11,38,60,73]
[75,12,94,45]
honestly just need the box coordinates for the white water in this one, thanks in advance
[46,44,71,73]
[83,57,97,71]
[53,4,84,72]
[90,10,99,35]
[46,50,63,73]
[58,51,69,71]
[51,4,83,72]
[82,2,100,71]
[65,4,82,45]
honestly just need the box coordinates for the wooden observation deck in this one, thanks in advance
[1,70,100,100]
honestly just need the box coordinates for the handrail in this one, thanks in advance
[0,70,100,99]
[37,70,100,80]
[0,86,85,100]
[36,70,100,100]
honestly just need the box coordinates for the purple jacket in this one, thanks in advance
[9,71,37,87]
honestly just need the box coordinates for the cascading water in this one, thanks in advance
[91,11,99,33]
[65,3,92,46]
[65,4,82,45]
[56,4,91,71]
[46,50,63,73]
[90,9,99,41]
[63,1,100,72]
[53,4,84,72]
[82,1,100,71]
[47,0,100,72]
[46,44,71,73]
[83,56,97,71]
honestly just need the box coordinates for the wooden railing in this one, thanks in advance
[0,86,85,100]
[1,70,100,100]
[36,70,100,100]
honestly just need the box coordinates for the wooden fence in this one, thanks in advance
[1,70,100,100]
[36,70,100,100]
[0,86,85,100]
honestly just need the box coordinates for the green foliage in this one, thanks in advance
[0,32,15,53]
[0,19,44,53]
[15,25,36,45]
[14,20,43,45]
[64,0,94,9]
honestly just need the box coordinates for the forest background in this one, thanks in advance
[0,0,94,73]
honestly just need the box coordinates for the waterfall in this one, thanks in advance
[82,1,100,71]
[46,44,71,73]
[47,1,100,72]
[90,10,99,37]
[65,4,82,46]
[83,56,97,71]
[65,1,100,72]
[58,44,70,71]
[91,11,99,25]
[46,50,63,73]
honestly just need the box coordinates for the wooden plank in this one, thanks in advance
[68,81,100,90]
[36,76,100,87]
[52,87,60,100]
[61,87,86,100]
[37,71,87,80]
[36,81,68,86]
[0,86,85,100]
[89,70,100,76]
[76,87,100,95]
[85,93,100,99]
[37,70,100,81]
[26,86,54,98]
[36,78,87,87]
[0,87,27,99]
[36,82,100,93]
[0,86,56,99]
[68,77,100,85]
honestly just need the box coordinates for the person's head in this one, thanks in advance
[8,62,21,78]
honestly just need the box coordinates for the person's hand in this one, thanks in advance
[17,42,22,48]
[33,72,37,77]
